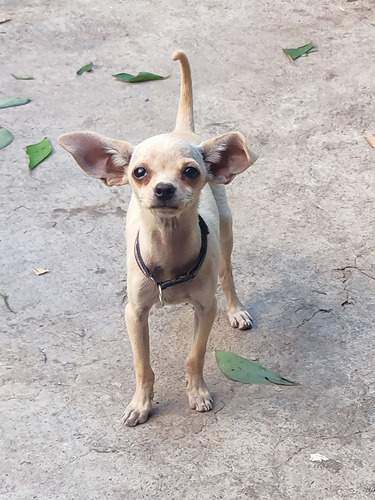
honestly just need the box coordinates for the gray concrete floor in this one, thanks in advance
[1,0,375,498]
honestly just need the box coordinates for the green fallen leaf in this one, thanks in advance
[215,350,298,386]
[0,127,14,149]
[283,41,317,62]
[26,137,52,170]
[0,97,30,109]
[11,74,34,80]
[76,62,93,76]
[113,72,168,83]
[0,291,15,313]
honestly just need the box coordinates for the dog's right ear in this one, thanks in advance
[58,131,133,186]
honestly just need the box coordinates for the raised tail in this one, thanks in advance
[171,50,195,134]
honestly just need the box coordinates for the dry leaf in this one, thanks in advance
[34,267,49,276]
[0,17,10,24]
[310,453,329,462]
[364,132,375,149]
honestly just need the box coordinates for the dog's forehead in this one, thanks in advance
[132,134,202,165]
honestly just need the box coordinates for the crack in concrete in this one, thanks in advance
[2,388,44,402]
[334,257,375,307]
[90,446,119,454]
[283,428,372,442]
[213,403,225,416]
[272,426,371,476]
[297,308,332,328]
[274,443,311,470]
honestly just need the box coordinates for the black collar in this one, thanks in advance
[134,215,209,305]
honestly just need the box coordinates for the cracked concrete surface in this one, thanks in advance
[1,0,375,498]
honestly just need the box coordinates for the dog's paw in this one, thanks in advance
[228,309,253,330]
[187,390,213,412]
[122,400,152,427]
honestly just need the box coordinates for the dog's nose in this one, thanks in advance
[154,183,176,201]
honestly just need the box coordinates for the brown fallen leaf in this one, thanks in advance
[364,132,375,149]
[34,267,49,276]
[273,386,283,392]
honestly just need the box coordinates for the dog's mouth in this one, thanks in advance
[150,204,180,214]
[149,199,184,218]
[151,195,179,209]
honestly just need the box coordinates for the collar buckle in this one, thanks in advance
[158,284,165,307]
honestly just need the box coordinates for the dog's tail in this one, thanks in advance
[172,50,195,134]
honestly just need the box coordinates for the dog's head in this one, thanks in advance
[58,130,256,218]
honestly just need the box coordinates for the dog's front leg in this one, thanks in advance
[186,298,216,412]
[122,303,154,427]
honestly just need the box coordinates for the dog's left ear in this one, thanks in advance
[58,131,133,186]
[199,132,257,184]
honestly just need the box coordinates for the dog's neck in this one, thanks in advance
[137,204,202,281]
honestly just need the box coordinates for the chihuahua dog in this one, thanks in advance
[59,50,257,426]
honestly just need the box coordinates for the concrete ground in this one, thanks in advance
[1,0,375,498]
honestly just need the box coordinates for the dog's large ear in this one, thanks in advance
[199,132,257,184]
[58,131,133,186]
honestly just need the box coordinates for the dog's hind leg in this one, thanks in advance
[210,184,253,330]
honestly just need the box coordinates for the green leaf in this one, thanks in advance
[11,74,34,80]
[0,127,14,149]
[0,291,15,313]
[0,97,30,109]
[76,62,93,76]
[113,72,168,83]
[283,41,317,62]
[26,137,52,170]
[215,350,299,386]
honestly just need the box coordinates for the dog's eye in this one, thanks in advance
[183,166,200,179]
[133,166,147,180]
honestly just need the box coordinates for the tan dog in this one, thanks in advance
[59,50,257,426]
